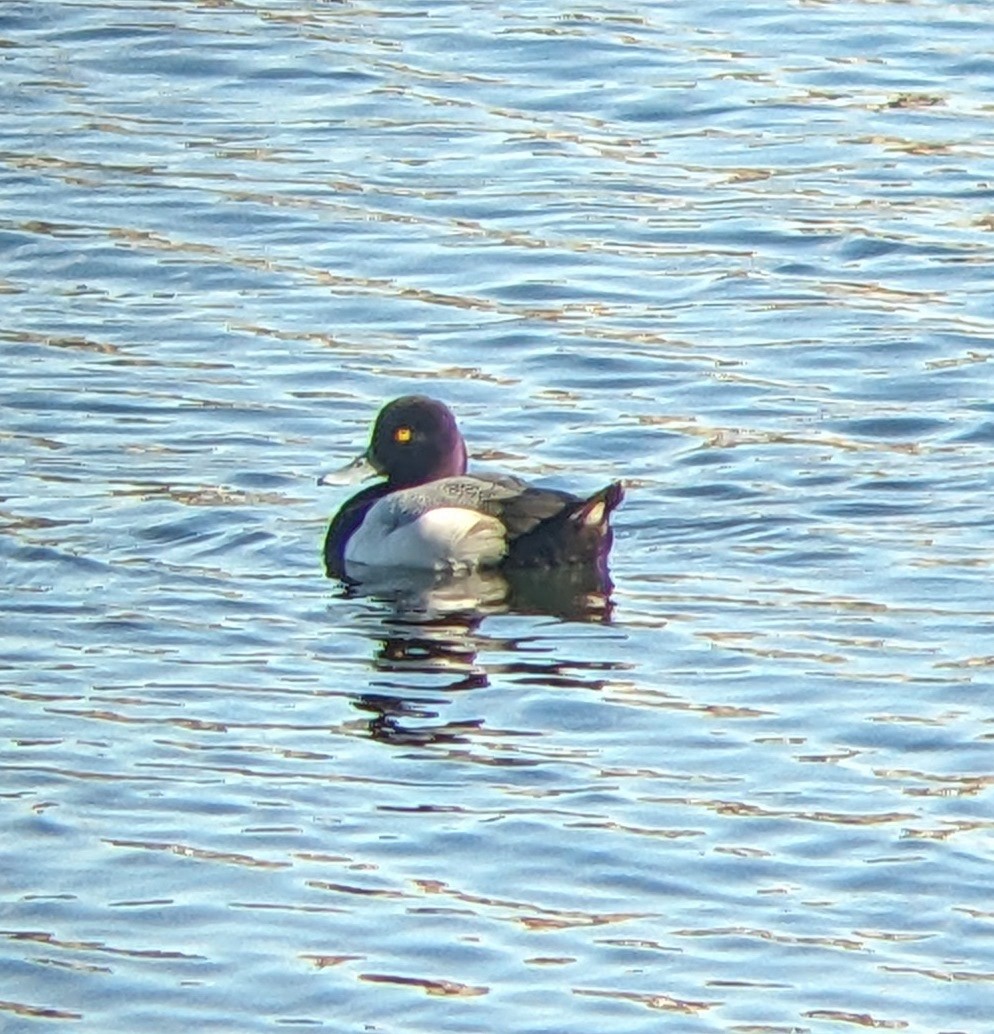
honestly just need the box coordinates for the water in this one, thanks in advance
[3,1,994,1031]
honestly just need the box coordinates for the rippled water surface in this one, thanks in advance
[4,1,994,1031]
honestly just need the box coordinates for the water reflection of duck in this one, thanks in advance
[319,396,623,580]
[339,563,616,624]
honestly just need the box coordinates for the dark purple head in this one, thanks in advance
[367,396,468,487]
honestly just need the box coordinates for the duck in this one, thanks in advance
[318,395,623,580]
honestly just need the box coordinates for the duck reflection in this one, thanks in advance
[340,560,615,624]
[351,691,487,749]
[349,613,496,750]
[335,562,619,750]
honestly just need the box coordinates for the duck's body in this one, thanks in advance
[320,396,623,580]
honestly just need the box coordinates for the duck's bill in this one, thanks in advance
[317,452,380,487]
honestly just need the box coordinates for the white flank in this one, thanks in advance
[345,505,507,570]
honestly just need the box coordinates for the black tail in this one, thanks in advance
[506,481,624,568]
[570,481,624,533]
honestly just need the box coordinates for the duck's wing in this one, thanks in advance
[387,475,570,535]
[473,477,580,540]
[406,474,622,536]
[366,476,623,569]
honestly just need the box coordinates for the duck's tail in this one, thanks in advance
[507,481,624,569]
[571,481,624,533]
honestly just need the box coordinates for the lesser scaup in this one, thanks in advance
[319,396,623,579]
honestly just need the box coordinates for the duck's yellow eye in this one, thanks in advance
[394,426,412,444]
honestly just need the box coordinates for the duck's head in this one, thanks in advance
[320,395,468,489]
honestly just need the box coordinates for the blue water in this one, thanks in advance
[3,1,994,1031]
